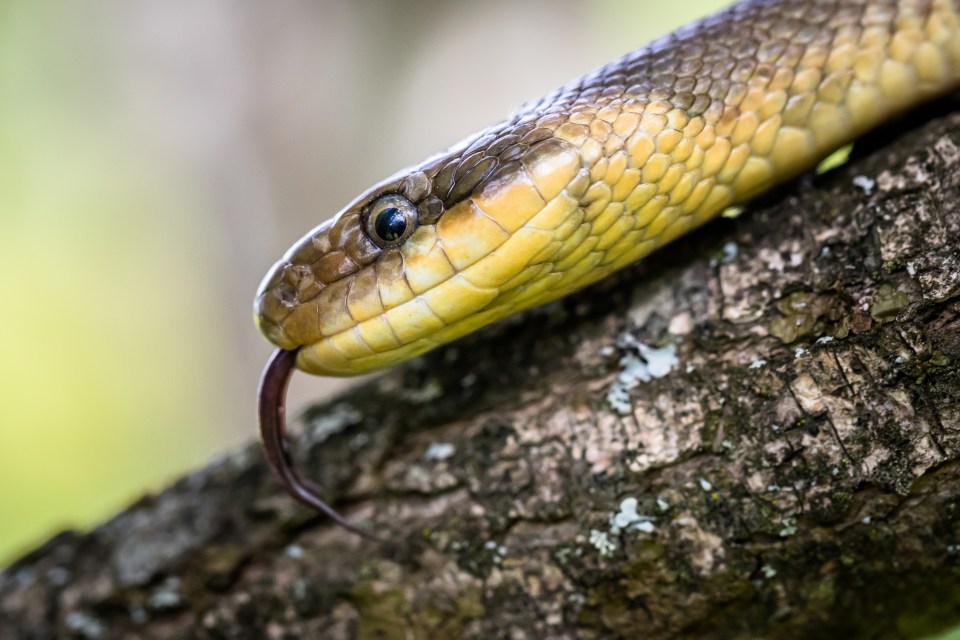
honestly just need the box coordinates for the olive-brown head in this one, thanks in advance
[254,115,589,376]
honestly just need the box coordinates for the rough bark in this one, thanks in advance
[3,101,960,640]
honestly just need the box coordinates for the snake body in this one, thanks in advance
[255,0,960,376]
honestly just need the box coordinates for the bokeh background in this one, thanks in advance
[0,0,724,566]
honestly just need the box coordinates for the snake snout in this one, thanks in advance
[255,255,329,351]
[255,313,296,351]
[255,213,377,357]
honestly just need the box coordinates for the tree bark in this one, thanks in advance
[4,102,960,640]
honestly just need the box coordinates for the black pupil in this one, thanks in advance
[374,207,407,242]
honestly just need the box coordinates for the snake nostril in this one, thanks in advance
[270,263,324,310]
[277,283,297,306]
[284,264,323,302]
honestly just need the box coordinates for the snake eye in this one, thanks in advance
[364,194,418,247]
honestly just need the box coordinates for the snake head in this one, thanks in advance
[254,170,425,365]
[254,113,597,376]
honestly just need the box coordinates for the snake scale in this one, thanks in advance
[254,0,960,530]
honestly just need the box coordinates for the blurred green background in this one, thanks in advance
[0,0,725,566]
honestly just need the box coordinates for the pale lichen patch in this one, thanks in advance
[852,174,875,194]
[589,529,617,558]
[424,442,456,461]
[605,336,679,415]
[609,497,656,534]
[304,402,363,442]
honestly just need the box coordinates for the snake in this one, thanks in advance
[254,0,960,533]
